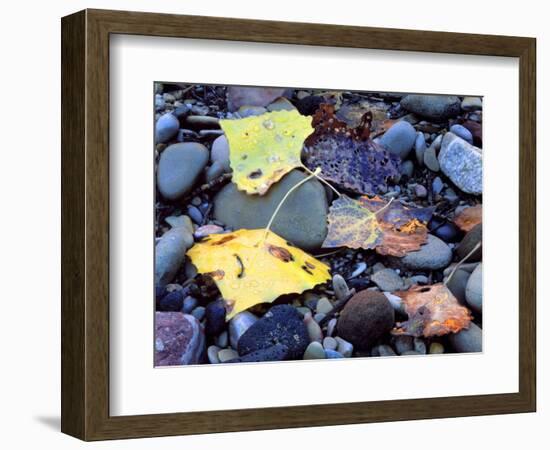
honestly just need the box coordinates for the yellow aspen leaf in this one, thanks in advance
[392,284,473,337]
[322,195,434,257]
[187,229,330,320]
[219,110,313,195]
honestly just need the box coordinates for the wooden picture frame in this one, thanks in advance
[61,9,536,441]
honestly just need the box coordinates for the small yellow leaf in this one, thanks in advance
[219,110,313,195]
[187,229,331,320]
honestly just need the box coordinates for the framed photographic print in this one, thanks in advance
[61,9,536,441]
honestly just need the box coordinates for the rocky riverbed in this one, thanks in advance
[154,84,483,366]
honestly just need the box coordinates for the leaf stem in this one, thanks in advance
[444,241,482,286]
[374,197,394,215]
[302,165,342,198]
[262,167,322,242]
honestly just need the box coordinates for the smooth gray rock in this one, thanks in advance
[424,145,440,172]
[237,105,267,118]
[456,223,482,262]
[439,133,482,195]
[394,335,414,355]
[227,86,286,111]
[332,274,350,301]
[206,161,225,183]
[155,113,179,143]
[229,311,258,349]
[461,96,482,112]
[400,160,414,178]
[446,268,471,305]
[465,263,482,313]
[210,134,231,171]
[400,94,461,120]
[371,268,404,292]
[304,341,326,360]
[414,131,427,166]
[213,170,328,250]
[267,97,296,111]
[335,337,353,357]
[155,227,194,287]
[449,322,482,353]
[157,143,209,200]
[450,124,474,144]
[380,121,416,159]
[401,235,453,270]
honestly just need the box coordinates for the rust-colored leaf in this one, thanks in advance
[322,195,434,257]
[392,284,473,338]
[453,204,482,232]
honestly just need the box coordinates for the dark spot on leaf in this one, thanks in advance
[211,234,236,245]
[301,265,314,275]
[305,261,315,270]
[267,245,295,262]
[233,254,245,278]
[248,169,263,179]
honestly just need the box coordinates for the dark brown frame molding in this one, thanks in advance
[61,9,536,441]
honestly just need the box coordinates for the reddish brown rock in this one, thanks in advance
[155,312,205,366]
[337,290,395,350]
[226,86,286,112]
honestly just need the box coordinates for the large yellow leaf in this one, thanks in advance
[187,229,331,320]
[219,110,313,195]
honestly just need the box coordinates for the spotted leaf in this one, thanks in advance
[187,229,331,320]
[219,110,313,195]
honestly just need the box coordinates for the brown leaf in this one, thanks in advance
[392,284,473,338]
[322,195,434,257]
[453,205,482,232]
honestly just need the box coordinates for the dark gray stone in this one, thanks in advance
[401,235,453,270]
[214,170,328,251]
[465,263,482,313]
[449,322,482,353]
[205,299,226,335]
[238,305,309,359]
[400,95,461,120]
[157,143,209,200]
[379,121,416,159]
[456,223,482,262]
[226,343,290,363]
[155,113,180,143]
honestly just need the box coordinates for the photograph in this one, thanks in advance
[153,83,483,366]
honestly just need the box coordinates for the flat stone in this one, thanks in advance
[450,124,474,144]
[237,105,267,118]
[415,131,427,166]
[213,170,328,251]
[456,223,482,262]
[400,95,461,120]
[439,133,482,195]
[461,96,482,112]
[238,305,309,359]
[401,234,453,270]
[424,145,440,172]
[157,143,209,200]
[379,121,416,159]
[465,263,482,313]
[449,322,482,353]
[371,268,404,292]
[155,312,205,366]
